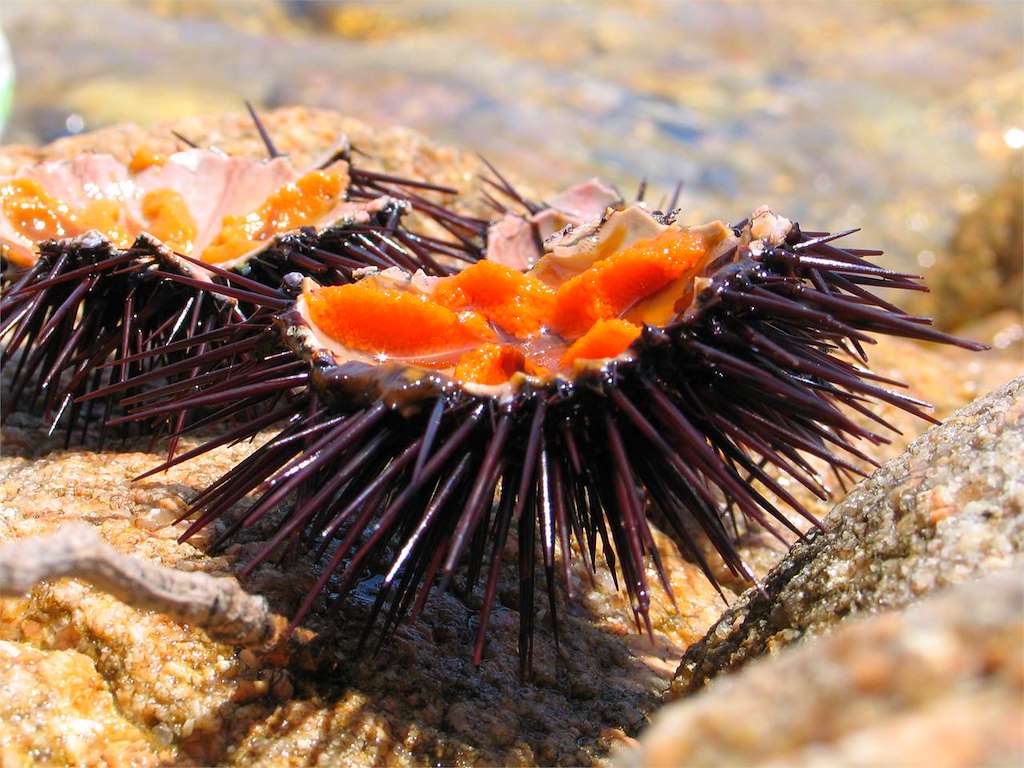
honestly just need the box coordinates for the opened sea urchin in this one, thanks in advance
[109,183,984,675]
[0,109,484,448]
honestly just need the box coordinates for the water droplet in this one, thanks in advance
[65,113,85,134]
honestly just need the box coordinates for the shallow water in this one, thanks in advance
[1,1,1022,274]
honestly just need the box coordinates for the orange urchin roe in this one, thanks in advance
[549,228,707,339]
[307,223,711,385]
[0,178,131,250]
[432,260,556,338]
[140,189,196,254]
[454,344,527,385]
[453,343,552,385]
[200,170,346,264]
[560,319,641,368]
[128,146,167,174]
[306,283,496,364]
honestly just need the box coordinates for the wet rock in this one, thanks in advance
[694,335,1022,592]
[671,376,1024,699]
[0,640,167,766]
[919,156,1023,334]
[0,443,718,766]
[623,569,1024,768]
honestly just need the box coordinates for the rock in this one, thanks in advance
[671,376,1024,699]
[0,640,167,766]
[622,569,1024,768]
[918,156,1023,334]
[699,335,1022,591]
[0,443,726,765]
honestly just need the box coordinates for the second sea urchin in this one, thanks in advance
[0,107,485,448]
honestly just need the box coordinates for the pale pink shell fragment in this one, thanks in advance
[485,177,621,271]
[0,149,362,269]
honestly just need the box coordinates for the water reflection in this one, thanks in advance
[2,1,1022,274]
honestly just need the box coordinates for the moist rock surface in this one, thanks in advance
[671,375,1024,699]
[626,569,1024,768]
[0,640,167,766]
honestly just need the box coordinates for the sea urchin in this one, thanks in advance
[108,186,985,675]
[0,107,485,449]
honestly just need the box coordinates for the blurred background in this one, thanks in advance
[0,1,1021,338]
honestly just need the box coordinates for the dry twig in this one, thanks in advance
[0,523,282,648]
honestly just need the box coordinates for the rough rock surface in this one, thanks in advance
[0,445,725,766]
[671,375,1024,699]
[624,569,1024,768]
[0,640,166,766]
[715,334,1022,589]
[0,108,1020,766]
